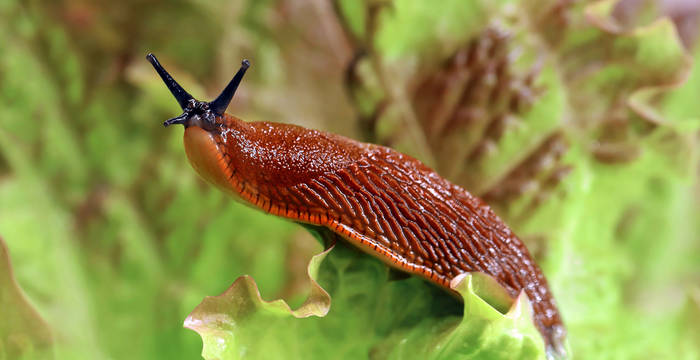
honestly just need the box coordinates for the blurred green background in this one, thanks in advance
[1,0,699,359]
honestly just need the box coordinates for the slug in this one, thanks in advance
[147,53,566,356]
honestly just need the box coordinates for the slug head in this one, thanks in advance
[146,53,250,130]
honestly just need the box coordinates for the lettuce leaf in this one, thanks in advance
[185,235,547,360]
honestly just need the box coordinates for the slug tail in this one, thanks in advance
[544,323,568,359]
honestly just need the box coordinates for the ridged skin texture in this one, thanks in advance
[184,114,565,351]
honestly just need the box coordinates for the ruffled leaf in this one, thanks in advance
[185,231,547,360]
[184,240,334,360]
[374,273,548,360]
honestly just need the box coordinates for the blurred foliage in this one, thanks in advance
[0,0,699,359]
[0,238,53,360]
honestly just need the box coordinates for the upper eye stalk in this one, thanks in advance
[146,53,250,128]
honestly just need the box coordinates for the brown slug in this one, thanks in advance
[147,53,566,356]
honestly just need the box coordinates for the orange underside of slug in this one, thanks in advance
[182,116,565,354]
[184,127,245,203]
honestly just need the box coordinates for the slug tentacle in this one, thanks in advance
[146,54,250,130]
[146,53,193,110]
[164,112,190,127]
[210,59,251,116]
[148,53,566,356]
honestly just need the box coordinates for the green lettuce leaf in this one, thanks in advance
[185,230,547,360]
[184,241,333,359]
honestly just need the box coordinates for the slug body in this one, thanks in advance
[148,54,565,355]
